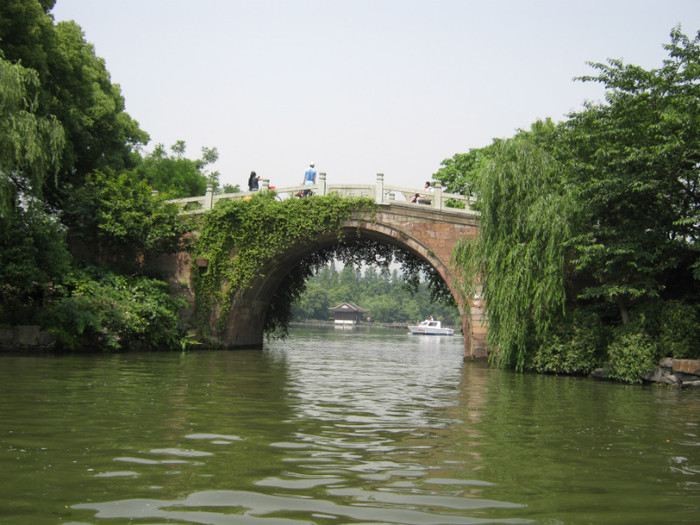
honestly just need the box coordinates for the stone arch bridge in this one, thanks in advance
[154,174,487,359]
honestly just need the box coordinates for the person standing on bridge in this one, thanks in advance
[248,171,261,191]
[302,161,316,197]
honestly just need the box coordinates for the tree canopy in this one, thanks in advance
[0,0,149,209]
[566,27,700,319]
[0,56,65,216]
[135,141,221,198]
[438,28,700,378]
[452,120,574,369]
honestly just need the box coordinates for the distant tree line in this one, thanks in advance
[292,263,460,326]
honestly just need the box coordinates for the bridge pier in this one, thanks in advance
[221,303,265,349]
[466,292,488,359]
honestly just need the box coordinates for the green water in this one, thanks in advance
[0,326,698,524]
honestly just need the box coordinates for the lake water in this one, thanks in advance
[0,326,698,524]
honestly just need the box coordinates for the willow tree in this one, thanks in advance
[0,56,65,221]
[0,57,67,324]
[453,121,576,370]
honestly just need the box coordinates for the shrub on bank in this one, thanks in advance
[656,301,700,360]
[40,268,184,351]
[528,299,700,383]
[530,309,608,375]
[605,331,659,384]
[602,301,700,383]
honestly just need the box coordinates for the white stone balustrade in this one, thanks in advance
[168,174,477,216]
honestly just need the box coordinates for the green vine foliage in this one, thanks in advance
[192,193,376,339]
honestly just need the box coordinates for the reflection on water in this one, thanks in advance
[73,489,526,524]
[0,326,698,524]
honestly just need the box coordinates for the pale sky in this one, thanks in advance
[51,0,699,191]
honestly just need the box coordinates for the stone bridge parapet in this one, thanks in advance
[168,173,478,216]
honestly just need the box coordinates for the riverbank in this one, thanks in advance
[4,322,699,387]
[591,358,700,388]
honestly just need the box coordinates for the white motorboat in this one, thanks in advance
[407,319,454,336]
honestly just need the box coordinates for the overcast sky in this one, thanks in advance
[51,0,699,191]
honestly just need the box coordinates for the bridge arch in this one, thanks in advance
[205,204,486,359]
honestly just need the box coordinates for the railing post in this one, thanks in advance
[432,181,443,210]
[261,179,270,191]
[375,173,384,204]
[318,172,327,196]
[205,184,214,210]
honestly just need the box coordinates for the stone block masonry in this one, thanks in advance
[642,358,700,387]
[0,326,56,350]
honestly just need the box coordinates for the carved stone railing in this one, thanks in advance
[168,173,477,216]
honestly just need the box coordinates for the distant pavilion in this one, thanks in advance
[328,302,369,325]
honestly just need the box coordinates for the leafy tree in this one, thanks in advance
[135,142,221,198]
[221,183,241,194]
[0,56,68,326]
[63,170,188,272]
[565,27,700,323]
[0,2,149,209]
[334,265,361,303]
[0,0,55,82]
[47,21,149,186]
[292,283,331,320]
[433,142,498,199]
[0,202,71,325]
[453,121,574,369]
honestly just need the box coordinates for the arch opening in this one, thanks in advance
[224,222,473,355]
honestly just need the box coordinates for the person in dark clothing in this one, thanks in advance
[248,171,261,191]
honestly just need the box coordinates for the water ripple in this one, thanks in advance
[73,489,532,524]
